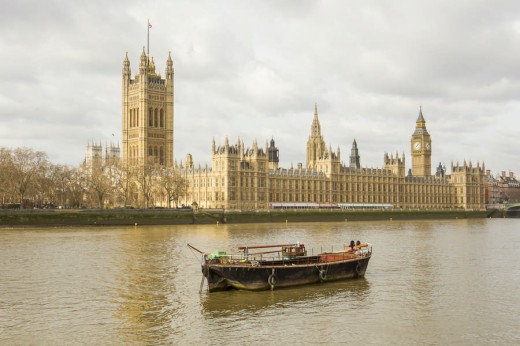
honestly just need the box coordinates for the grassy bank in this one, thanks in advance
[0,208,489,227]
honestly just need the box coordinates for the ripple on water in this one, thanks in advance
[1,220,519,345]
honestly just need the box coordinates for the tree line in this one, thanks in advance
[0,147,187,209]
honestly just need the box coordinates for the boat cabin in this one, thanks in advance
[282,243,307,259]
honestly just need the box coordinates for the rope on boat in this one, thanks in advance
[187,243,206,265]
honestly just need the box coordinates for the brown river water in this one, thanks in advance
[1,219,519,345]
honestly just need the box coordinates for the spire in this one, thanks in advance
[166,51,173,80]
[413,106,429,135]
[139,46,148,74]
[149,57,156,73]
[350,138,360,169]
[123,52,131,79]
[311,103,321,136]
[417,105,425,122]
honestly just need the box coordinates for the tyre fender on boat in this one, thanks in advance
[355,262,362,276]
[268,268,277,287]
[268,274,277,286]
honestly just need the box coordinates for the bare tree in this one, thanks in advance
[111,162,133,207]
[85,161,112,209]
[157,166,187,208]
[0,148,14,205]
[133,158,160,208]
[9,148,48,209]
[68,168,86,208]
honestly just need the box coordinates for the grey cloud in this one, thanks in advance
[0,0,518,176]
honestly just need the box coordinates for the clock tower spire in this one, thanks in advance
[411,106,432,176]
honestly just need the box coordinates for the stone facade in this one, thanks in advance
[121,49,174,168]
[180,107,486,211]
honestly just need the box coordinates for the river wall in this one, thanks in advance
[0,208,491,227]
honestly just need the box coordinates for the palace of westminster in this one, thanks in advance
[86,46,486,211]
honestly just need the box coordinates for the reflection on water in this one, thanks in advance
[201,278,371,317]
[112,229,179,344]
[1,220,520,345]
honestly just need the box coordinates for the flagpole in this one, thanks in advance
[147,19,150,64]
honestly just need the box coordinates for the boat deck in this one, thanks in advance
[209,250,368,267]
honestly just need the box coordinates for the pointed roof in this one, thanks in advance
[417,105,425,122]
[311,103,321,136]
[413,106,429,135]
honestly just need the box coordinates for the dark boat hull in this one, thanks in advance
[203,255,371,292]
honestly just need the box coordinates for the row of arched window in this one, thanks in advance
[129,108,139,128]
[128,145,139,165]
[149,146,165,165]
[148,108,165,128]
[128,108,166,128]
[127,145,166,165]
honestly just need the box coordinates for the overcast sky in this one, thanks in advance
[1,0,519,176]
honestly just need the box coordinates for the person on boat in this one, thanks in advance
[355,240,362,254]
[349,240,355,251]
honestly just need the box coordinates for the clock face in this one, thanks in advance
[414,141,421,151]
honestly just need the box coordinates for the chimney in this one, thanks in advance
[510,172,514,179]
[502,171,506,177]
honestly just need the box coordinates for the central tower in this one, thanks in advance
[411,107,432,176]
[122,48,174,168]
[306,104,326,169]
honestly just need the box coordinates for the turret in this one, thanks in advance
[148,57,156,74]
[268,138,280,170]
[349,139,360,169]
[139,47,148,74]
[123,52,131,81]
[166,51,174,80]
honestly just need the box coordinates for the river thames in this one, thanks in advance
[1,219,519,345]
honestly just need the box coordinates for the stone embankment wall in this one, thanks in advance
[0,208,490,227]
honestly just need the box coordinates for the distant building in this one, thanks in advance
[485,170,501,204]
[498,171,520,203]
[84,141,120,172]
[110,43,486,210]
[179,107,486,210]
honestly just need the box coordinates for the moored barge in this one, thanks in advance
[188,242,372,292]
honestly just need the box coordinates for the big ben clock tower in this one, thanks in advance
[411,107,432,176]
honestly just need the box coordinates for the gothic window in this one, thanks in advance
[154,147,158,158]
[160,147,164,165]
[148,146,153,156]
[154,108,158,127]
[160,109,164,127]
[149,108,153,127]
[137,108,139,126]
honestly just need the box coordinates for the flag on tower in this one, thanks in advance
[148,20,152,28]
